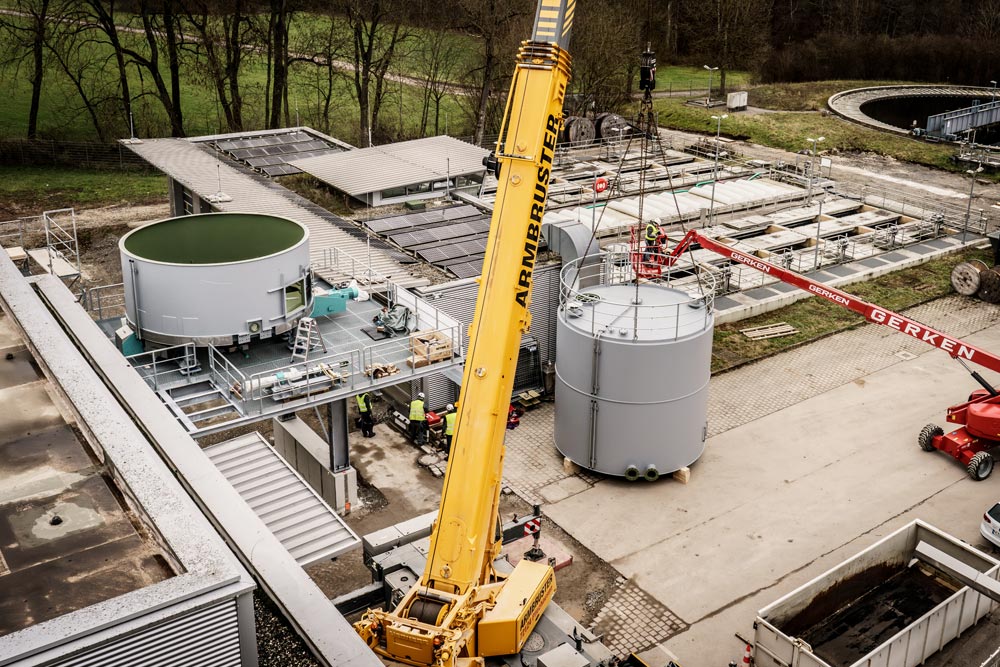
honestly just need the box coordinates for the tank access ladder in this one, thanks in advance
[289,317,327,363]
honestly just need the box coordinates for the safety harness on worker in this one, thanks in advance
[409,398,426,421]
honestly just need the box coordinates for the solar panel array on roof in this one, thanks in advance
[213,130,346,177]
[363,205,492,279]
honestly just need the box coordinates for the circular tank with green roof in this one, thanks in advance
[120,212,312,347]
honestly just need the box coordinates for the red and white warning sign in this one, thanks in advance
[523,518,541,536]
[594,176,609,193]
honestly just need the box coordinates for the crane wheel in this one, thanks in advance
[918,424,943,452]
[967,452,995,481]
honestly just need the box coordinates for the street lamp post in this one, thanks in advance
[708,114,728,226]
[704,65,718,106]
[964,165,984,242]
[806,136,825,203]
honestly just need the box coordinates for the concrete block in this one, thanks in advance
[672,466,691,484]
[363,525,405,558]
[563,457,581,475]
[395,511,436,542]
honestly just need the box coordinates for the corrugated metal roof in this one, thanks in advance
[290,136,489,196]
[204,432,360,566]
[123,137,426,287]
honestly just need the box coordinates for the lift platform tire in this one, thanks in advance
[967,451,995,481]
[918,424,944,452]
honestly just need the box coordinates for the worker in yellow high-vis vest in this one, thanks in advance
[408,392,427,445]
[356,391,375,437]
[444,403,457,455]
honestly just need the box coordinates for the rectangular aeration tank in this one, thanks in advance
[754,520,999,667]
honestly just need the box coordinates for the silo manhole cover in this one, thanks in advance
[575,292,602,304]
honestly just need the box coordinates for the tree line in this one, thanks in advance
[1,0,996,147]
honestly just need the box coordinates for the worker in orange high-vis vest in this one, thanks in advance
[408,392,427,445]
[444,403,457,456]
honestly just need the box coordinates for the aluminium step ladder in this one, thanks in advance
[289,317,327,363]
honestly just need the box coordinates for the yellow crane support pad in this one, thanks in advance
[478,560,556,656]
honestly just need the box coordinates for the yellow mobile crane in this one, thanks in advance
[353,2,574,665]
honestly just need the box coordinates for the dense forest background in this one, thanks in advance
[1,0,998,145]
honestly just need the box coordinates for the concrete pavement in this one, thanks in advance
[541,299,1000,665]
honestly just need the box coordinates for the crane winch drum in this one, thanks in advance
[554,252,715,479]
[120,212,312,347]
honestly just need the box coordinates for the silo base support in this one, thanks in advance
[672,467,691,484]
[272,414,359,515]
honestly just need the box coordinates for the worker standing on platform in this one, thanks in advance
[356,391,375,438]
[644,217,662,262]
[444,404,457,456]
[409,392,427,445]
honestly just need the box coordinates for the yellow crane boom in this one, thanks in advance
[354,2,574,665]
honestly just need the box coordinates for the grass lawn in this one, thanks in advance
[0,166,166,215]
[711,246,992,372]
[653,65,750,92]
[747,80,913,111]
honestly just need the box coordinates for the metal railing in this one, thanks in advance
[125,343,199,392]
[981,645,1000,667]
[233,324,461,417]
[560,253,716,341]
[206,345,248,410]
[317,246,388,287]
[79,282,126,320]
[40,208,81,279]
[687,217,952,297]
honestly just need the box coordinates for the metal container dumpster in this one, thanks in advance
[754,520,1000,667]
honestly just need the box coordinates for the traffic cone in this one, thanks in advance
[742,643,753,666]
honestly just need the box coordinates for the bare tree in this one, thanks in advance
[684,0,771,94]
[267,0,294,129]
[179,0,252,132]
[0,0,53,138]
[336,0,410,146]
[414,30,461,137]
[569,0,641,114]
[292,8,350,134]
[451,0,532,145]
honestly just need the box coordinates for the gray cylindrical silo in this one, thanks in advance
[120,212,312,347]
[554,257,714,480]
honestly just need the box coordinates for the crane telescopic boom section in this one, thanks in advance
[353,2,575,666]
[667,230,1000,375]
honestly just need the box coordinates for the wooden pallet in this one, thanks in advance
[740,322,799,340]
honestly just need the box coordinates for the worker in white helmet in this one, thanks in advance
[408,392,427,445]
[444,403,457,455]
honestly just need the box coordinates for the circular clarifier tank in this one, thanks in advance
[554,254,715,479]
[120,212,312,347]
